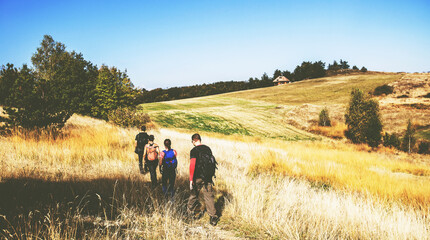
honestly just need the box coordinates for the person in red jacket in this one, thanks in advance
[187,133,219,226]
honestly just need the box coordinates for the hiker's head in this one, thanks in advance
[191,133,201,146]
[164,139,171,150]
[141,126,146,132]
[148,135,154,142]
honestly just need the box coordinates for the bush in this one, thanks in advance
[383,132,400,149]
[373,84,394,96]
[345,89,383,148]
[318,108,331,126]
[108,107,152,128]
[418,141,429,154]
[360,67,368,72]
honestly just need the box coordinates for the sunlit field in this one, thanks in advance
[1,115,429,239]
[138,73,409,140]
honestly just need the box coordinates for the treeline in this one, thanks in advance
[0,35,138,130]
[0,34,367,130]
[137,60,367,103]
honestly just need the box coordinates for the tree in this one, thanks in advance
[91,65,136,120]
[273,69,282,80]
[401,119,416,153]
[293,61,326,81]
[31,35,98,116]
[1,35,139,129]
[345,88,383,147]
[282,70,293,81]
[1,64,70,129]
[340,59,350,69]
[360,66,368,72]
[418,141,429,154]
[383,132,400,149]
[328,60,340,71]
[352,65,359,70]
[319,108,331,126]
[261,72,271,87]
[0,63,19,104]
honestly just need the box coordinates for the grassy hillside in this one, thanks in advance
[223,73,402,105]
[1,115,429,239]
[139,73,403,140]
[140,96,316,140]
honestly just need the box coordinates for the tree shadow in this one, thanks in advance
[0,174,232,238]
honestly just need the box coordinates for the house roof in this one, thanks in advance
[273,76,290,82]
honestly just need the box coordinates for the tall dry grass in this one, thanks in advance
[248,139,430,211]
[1,115,429,239]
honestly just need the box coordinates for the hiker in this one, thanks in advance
[159,139,178,200]
[135,126,149,174]
[143,135,160,188]
[187,133,219,226]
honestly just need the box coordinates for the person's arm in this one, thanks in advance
[190,157,196,180]
[143,144,147,159]
[135,134,138,148]
[159,151,164,166]
[173,149,177,157]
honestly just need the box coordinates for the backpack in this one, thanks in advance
[147,144,158,161]
[135,132,149,153]
[162,149,178,169]
[197,151,217,183]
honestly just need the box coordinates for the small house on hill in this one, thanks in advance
[273,76,290,86]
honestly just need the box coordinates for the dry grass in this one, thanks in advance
[1,115,430,239]
[223,73,402,105]
[248,140,430,212]
[309,121,347,139]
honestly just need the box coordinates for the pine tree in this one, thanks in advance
[345,89,383,147]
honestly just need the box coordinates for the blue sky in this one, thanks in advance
[1,0,429,89]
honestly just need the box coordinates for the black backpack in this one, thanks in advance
[198,152,218,183]
[135,132,149,153]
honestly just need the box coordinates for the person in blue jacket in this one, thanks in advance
[159,139,178,199]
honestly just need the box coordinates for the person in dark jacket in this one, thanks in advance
[187,133,219,226]
[135,126,149,174]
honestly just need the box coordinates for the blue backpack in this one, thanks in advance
[162,149,178,169]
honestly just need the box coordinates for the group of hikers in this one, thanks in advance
[134,126,219,226]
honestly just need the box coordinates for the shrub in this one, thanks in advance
[108,107,152,128]
[418,141,429,154]
[345,89,383,148]
[318,108,331,126]
[373,84,394,96]
[360,67,368,72]
[383,132,400,149]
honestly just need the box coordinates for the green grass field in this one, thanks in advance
[139,73,403,140]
